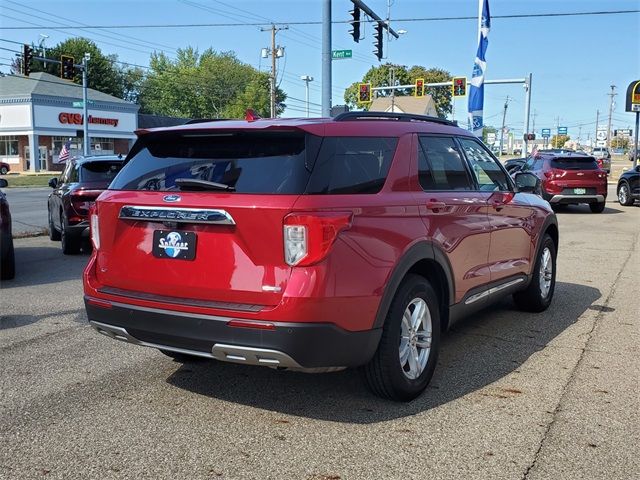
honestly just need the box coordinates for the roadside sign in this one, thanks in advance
[486,132,496,143]
[558,127,568,135]
[614,129,632,137]
[596,129,607,141]
[332,49,352,60]
[625,80,640,112]
[541,128,551,138]
[596,140,607,147]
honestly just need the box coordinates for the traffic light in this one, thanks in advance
[373,23,383,61]
[358,83,372,104]
[415,78,425,97]
[349,6,361,43]
[524,133,536,141]
[23,44,33,76]
[61,55,74,80]
[452,77,467,97]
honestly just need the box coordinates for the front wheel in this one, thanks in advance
[618,183,634,206]
[513,234,556,312]
[362,274,441,401]
[0,166,7,175]
[589,201,606,213]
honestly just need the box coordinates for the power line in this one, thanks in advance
[3,10,637,29]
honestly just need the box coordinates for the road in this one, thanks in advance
[2,187,50,236]
[1,188,638,480]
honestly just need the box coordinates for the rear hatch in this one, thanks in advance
[549,156,604,187]
[94,130,316,308]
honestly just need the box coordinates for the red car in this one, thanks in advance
[48,155,124,254]
[520,152,608,213]
[84,112,558,400]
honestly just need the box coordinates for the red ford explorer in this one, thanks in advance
[84,112,558,401]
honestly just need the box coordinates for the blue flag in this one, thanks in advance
[468,0,491,136]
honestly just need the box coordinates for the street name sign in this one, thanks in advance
[332,50,352,60]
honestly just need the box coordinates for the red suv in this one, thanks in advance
[84,112,558,400]
[520,152,608,212]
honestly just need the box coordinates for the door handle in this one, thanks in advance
[426,201,447,211]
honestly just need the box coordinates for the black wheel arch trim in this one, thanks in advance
[372,241,455,330]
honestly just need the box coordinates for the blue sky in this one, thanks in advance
[1,0,638,141]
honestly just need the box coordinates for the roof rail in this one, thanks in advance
[333,111,458,127]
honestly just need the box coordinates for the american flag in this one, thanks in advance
[59,139,71,162]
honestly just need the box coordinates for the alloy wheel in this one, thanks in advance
[539,247,553,299]
[399,298,432,380]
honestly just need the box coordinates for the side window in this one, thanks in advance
[458,137,511,191]
[68,165,80,183]
[418,136,473,191]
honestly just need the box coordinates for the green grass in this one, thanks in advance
[2,174,54,188]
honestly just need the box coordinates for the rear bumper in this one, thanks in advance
[85,298,382,369]
[67,220,90,238]
[548,194,605,204]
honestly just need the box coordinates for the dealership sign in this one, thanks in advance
[58,112,119,127]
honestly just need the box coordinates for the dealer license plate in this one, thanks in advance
[573,188,586,195]
[152,230,197,260]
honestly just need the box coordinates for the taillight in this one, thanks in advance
[90,208,100,250]
[70,190,101,215]
[283,212,352,266]
[543,170,554,179]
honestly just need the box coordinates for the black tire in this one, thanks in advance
[362,274,441,401]
[513,234,556,312]
[618,182,634,206]
[48,208,61,241]
[589,201,606,213]
[159,349,208,363]
[1,236,15,280]
[60,214,80,255]
[0,166,7,175]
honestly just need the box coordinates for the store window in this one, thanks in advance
[91,137,114,154]
[0,136,19,156]
[52,137,82,162]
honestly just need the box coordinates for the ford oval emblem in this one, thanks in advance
[163,194,181,203]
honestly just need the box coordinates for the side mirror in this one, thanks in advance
[514,172,540,194]
[635,165,640,173]
[0,178,7,188]
[48,178,58,188]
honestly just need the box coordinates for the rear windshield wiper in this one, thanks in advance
[174,178,236,191]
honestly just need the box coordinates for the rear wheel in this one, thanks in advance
[48,208,61,241]
[0,166,7,175]
[363,274,441,401]
[513,234,556,312]
[60,214,80,255]
[589,201,606,213]
[1,236,15,280]
[159,349,209,363]
[618,182,634,206]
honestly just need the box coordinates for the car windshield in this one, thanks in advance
[79,161,123,183]
[550,156,598,170]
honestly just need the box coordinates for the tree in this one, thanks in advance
[343,63,453,118]
[138,48,285,119]
[551,134,570,148]
[610,136,629,149]
[29,38,130,98]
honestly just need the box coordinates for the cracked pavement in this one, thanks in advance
[1,187,638,480]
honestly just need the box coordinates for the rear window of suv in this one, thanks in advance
[550,156,598,170]
[111,131,398,195]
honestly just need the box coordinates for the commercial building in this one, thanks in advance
[0,72,139,172]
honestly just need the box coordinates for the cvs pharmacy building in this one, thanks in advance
[0,72,139,172]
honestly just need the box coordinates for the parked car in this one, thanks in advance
[520,151,607,212]
[0,178,15,280]
[617,164,640,206]
[503,157,525,173]
[0,162,10,175]
[84,112,558,401]
[47,155,124,254]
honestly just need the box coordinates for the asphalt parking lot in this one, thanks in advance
[1,187,638,480]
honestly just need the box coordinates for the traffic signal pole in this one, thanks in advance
[322,0,332,117]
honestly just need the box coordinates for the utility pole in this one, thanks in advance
[390,66,396,112]
[555,116,560,148]
[499,96,509,157]
[261,25,287,117]
[595,109,600,144]
[606,85,617,149]
[531,109,537,135]
[82,53,90,156]
[321,0,331,117]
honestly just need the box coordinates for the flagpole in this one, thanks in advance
[477,0,483,43]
